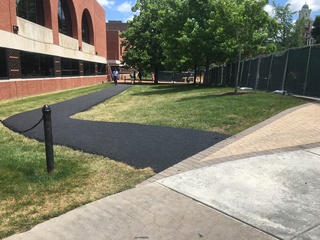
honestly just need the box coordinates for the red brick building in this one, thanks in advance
[0,0,107,100]
[106,21,131,79]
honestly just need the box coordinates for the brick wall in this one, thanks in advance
[0,76,108,100]
[74,0,107,57]
[0,0,108,101]
[106,21,128,31]
[107,30,120,60]
[50,0,59,45]
[94,3,107,58]
[1,0,107,58]
[0,0,17,32]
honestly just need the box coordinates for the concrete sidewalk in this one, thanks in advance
[5,102,320,240]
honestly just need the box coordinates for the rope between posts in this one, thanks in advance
[0,116,43,133]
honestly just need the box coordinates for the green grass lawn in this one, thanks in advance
[0,84,154,238]
[74,84,306,135]
[0,83,305,238]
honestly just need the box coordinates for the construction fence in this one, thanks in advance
[158,71,194,82]
[209,44,320,98]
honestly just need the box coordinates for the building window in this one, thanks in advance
[81,9,94,45]
[21,51,54,78]
[16,0,44,26]
[83,61,95,75]
[97,63,106,75]
[58,0,72,37]
[82,13,90,44]
[61,58,79,76]
[0,48,7,79]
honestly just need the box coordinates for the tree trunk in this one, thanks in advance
[204,57,210,86]
[193,61,197,85]
[154,65,159,84]
[234,43,242,93]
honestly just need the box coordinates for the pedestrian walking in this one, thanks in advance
[112,69,119,85]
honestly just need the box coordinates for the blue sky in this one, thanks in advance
[264,0,320,20]
[97,0,320,22]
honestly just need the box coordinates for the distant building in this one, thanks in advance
[106,21,132,79]
[299,3,314,46]
[106,21,127,71]
[106,20,128,32]
[0,0,107,100]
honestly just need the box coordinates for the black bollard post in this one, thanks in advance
[42,105,54,174]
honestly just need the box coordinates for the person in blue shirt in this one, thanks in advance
[112,69,119,85]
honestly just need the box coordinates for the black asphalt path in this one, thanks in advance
[3,84,229,173]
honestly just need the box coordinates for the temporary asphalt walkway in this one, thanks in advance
[3,84,228,173]
[3,86,320,240]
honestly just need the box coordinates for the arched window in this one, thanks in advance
[82,14,90,43]
[16,0,44,26]
[82,10,94,45]
[58,0,72,37]
[82,14,90,44]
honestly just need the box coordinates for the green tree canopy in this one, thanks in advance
[268,1,305,50]
[211,0,269,91]
[271,2,295,48]
[312,16,320,44]
[122,0,273,86]
[161,0,219,84]
[121,0,167,83]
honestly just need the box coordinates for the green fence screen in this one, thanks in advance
[210,44,320,97]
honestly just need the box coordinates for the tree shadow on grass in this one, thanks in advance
[131,84,226,96]
[175,91,249,102]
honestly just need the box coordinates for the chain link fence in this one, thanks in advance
[209,44,320,97]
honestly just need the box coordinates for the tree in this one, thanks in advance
[122,0,271,87]
[271,2,295,49]
[268,1,304,50]
[161,0,218,85]
[312,16,320,44]
[121,0,166,83]
[290,17,307,47]
[212,0,270,92]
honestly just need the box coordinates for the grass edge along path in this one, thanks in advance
[0,84,305,238]
[0,83,154,238]
[74,84,306,136]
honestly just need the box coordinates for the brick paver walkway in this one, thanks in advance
[202,102,320,161]
[139,102,320,186]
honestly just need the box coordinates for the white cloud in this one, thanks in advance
[117,2,132,13]
[97,0,115,8]
[264,4,274,17]
[287,0,320,12]
[124,15,134,22]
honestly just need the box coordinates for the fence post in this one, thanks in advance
[255,57,262,90]
[267,54,274,91]
[221,65,224,85]
[282,49,290,94]
[303,46,312,96]
[240,60,244,87]
[247,59,252,86]
[42,105,54,174]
